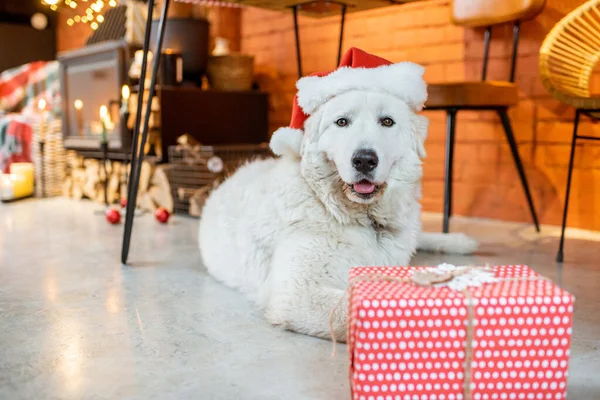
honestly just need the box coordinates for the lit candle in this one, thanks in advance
[121,85,130,114]
[99,105,108,143]
[38,98,47,141]
[74,99,84,136]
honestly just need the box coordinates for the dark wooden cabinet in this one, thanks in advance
[159,87,269,161]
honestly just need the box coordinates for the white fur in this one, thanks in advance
[199,90,477,341]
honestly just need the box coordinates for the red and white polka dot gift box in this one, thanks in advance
[348,265,574,400]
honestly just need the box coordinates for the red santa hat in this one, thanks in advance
[270,47,428,157]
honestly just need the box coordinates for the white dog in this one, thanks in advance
[199,49,477,341]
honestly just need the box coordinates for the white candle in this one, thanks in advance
[100,105,108,143]
[121,85,130,114]
[74,99,84,136]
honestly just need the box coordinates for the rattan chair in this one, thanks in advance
[427,0,545,234]
[539,0,600,262]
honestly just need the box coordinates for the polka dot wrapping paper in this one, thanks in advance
[348,265,575,400]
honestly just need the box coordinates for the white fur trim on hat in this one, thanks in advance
[296,62,427,115]
[269,127,303,157]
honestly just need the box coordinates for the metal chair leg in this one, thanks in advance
[292,2,347,79]
[336,4,347,66]
[497,109,540,232]
[443,108,457,233]
[121,0,171,265]
[556,109,580,263]
[292,5,302,79]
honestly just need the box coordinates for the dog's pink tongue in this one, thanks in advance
[353,182,376,194]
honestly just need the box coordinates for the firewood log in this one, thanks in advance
[149,165,173,212]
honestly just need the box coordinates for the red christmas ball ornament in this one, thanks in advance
[105,208,121,224]
[155,207,170,224]
[120,198,127,208]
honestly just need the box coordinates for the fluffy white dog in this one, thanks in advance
[199,48,477,341]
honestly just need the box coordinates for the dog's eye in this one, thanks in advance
[381,117,395,127]
[335,118,349,127]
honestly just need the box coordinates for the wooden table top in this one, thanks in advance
[175,0,418,18]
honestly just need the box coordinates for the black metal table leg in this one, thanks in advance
[443,108,457,233]
[121,0,171,265]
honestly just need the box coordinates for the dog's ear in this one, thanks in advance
[412,114,429,159]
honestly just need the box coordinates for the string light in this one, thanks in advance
[42,0,129,27]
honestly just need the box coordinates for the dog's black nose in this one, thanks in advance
[352,149,379,173]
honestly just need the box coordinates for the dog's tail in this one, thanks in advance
[417,232,478,255]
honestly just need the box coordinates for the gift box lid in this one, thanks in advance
[349,265,574,303]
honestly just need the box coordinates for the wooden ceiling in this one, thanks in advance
[177,0,416,17]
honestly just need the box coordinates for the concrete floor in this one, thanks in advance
[1,198,599,400]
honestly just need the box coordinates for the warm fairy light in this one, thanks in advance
[42,0,112,27]
[74,99,83,110]
[38,98,47,111]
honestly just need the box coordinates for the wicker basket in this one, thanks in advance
[167,143,272,215]
[33,119,67,198]
[207,54,254,91]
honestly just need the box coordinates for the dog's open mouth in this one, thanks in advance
[343,179,386,201]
